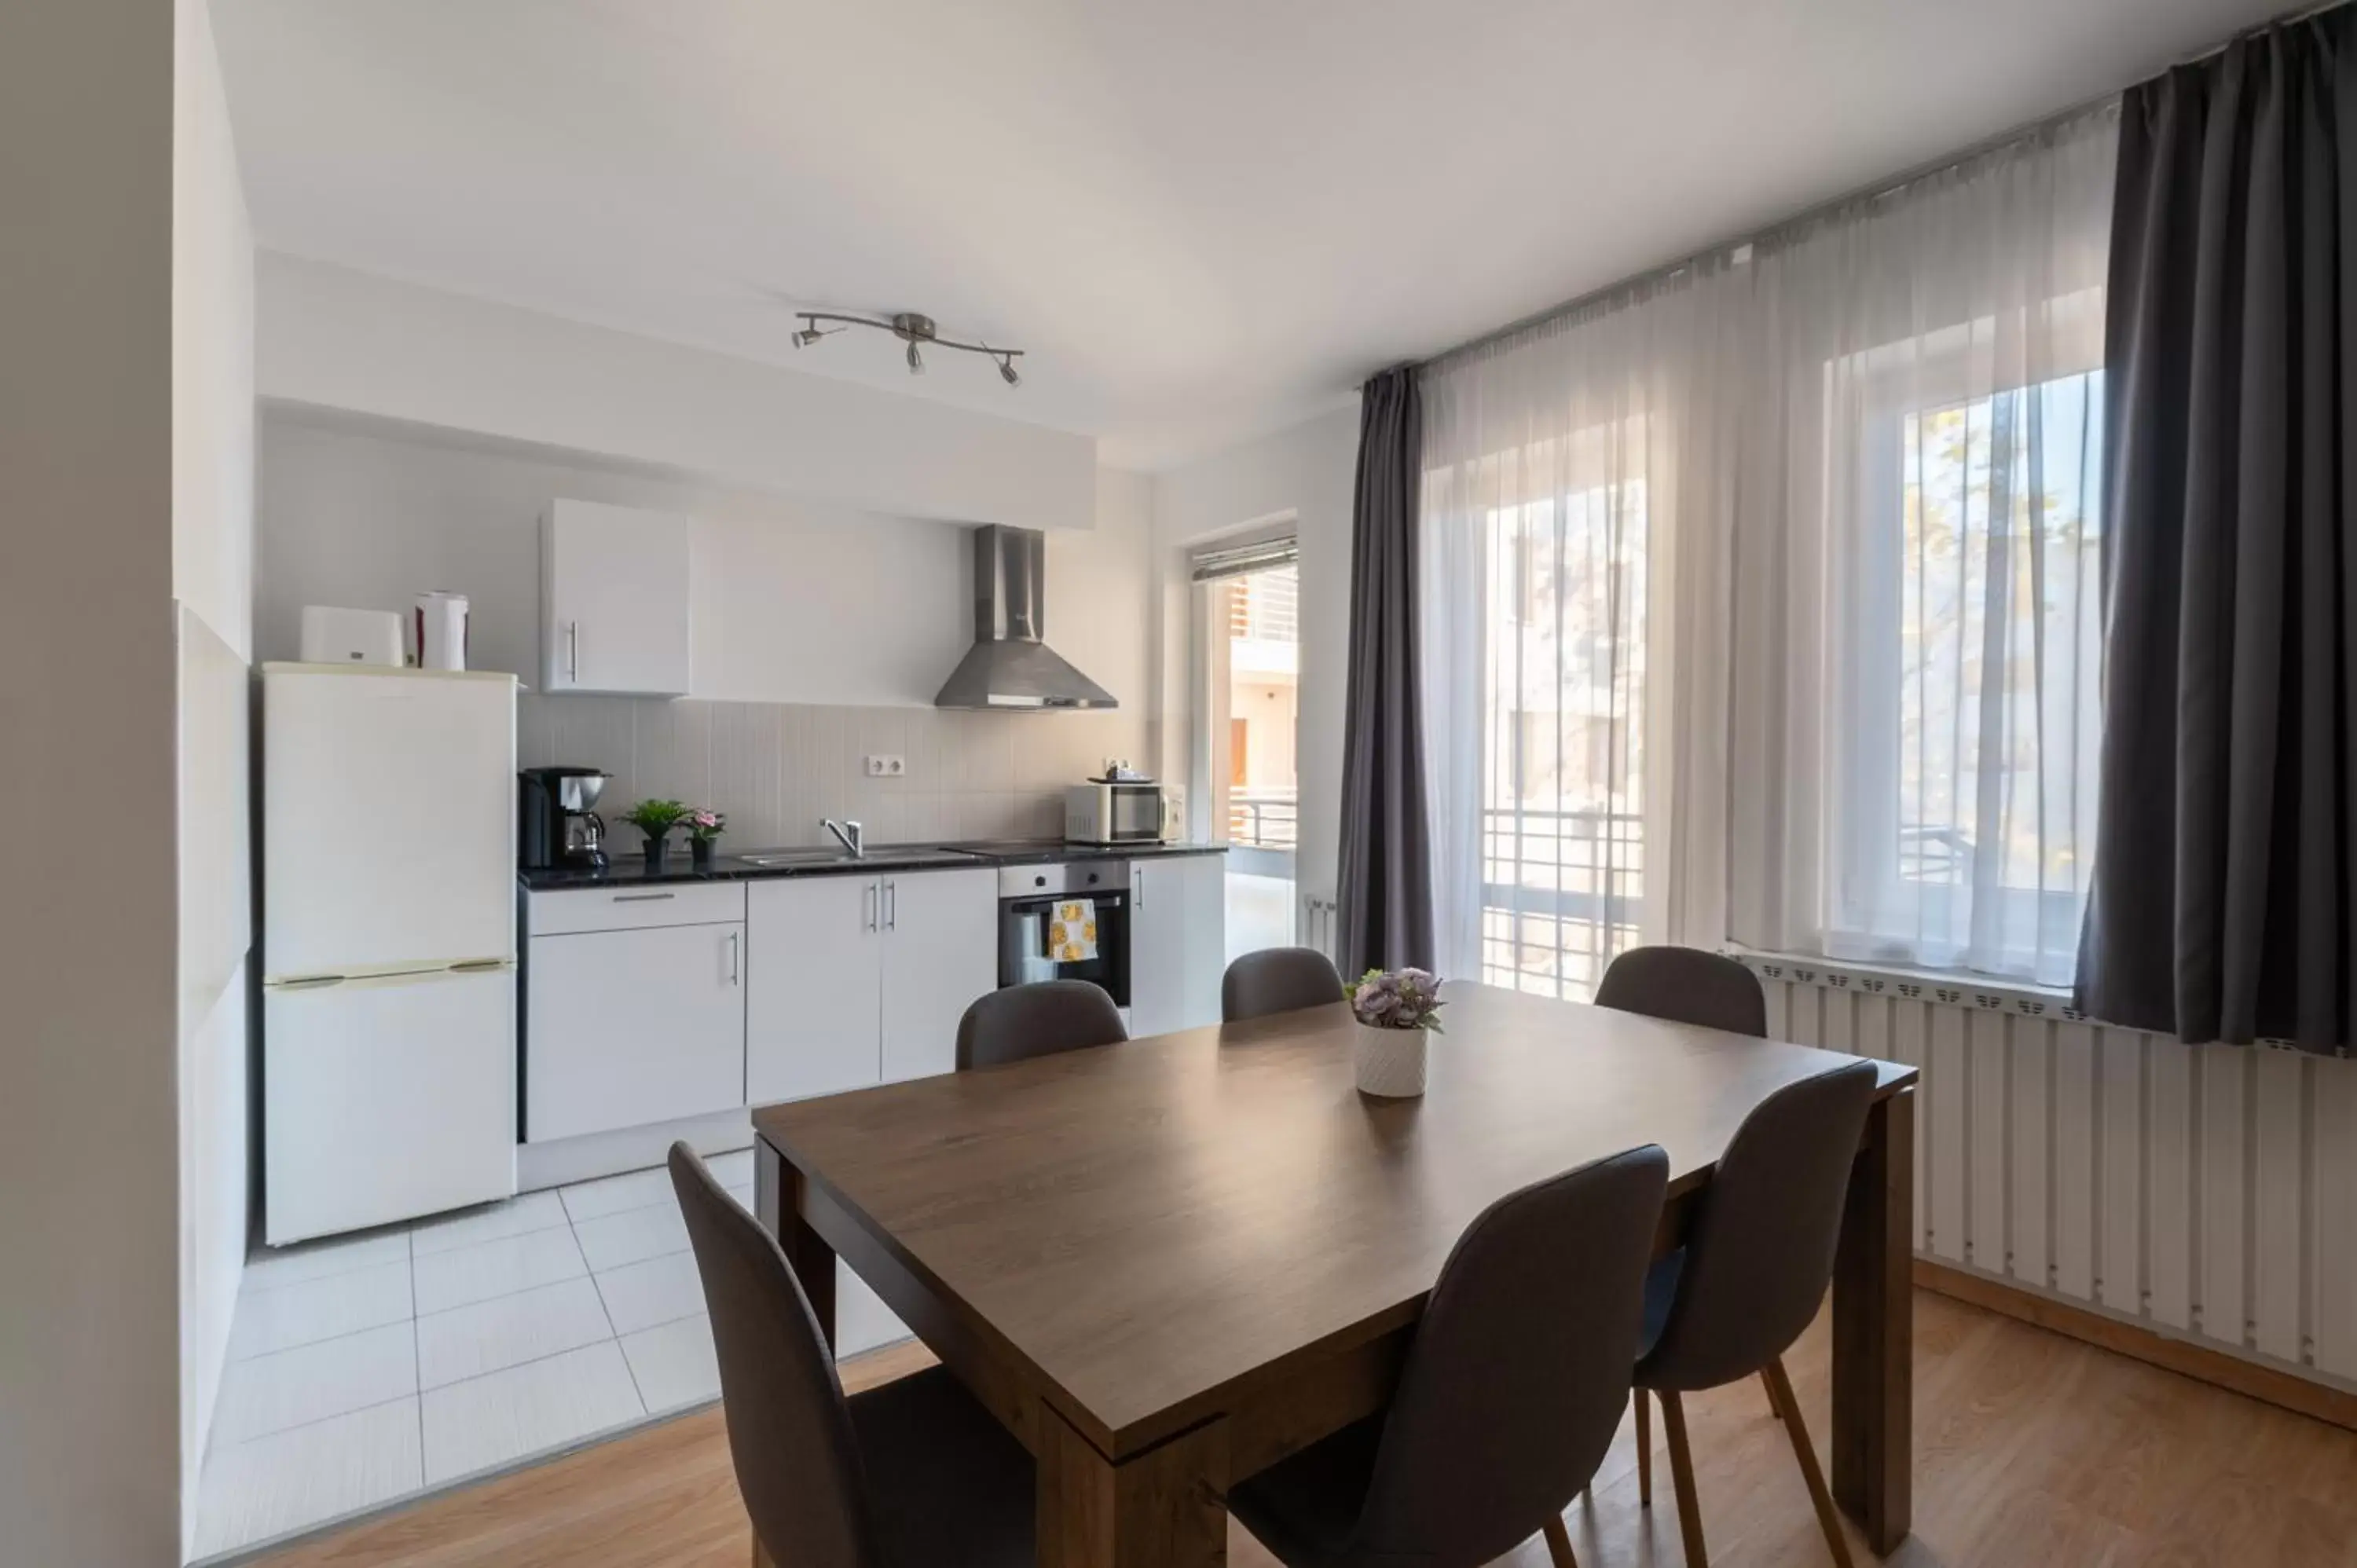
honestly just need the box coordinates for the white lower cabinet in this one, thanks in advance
[1128,852,1227,1038]
[748,867,997,1101]
[746,875,884,1103]
[879,870,998,1083]
[526,920,746,1142]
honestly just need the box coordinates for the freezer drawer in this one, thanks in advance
[265,965,517,1245]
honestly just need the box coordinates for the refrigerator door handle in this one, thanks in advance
[276,973,346,991]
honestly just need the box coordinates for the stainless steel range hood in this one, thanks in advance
[934,525,1117,710]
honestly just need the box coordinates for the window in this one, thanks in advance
[1474,428,1649,1000]
[1831,364,2105,982]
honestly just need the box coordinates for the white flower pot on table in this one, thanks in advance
[1353,1024,1429,1098]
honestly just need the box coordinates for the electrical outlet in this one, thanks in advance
[864,754,907,778]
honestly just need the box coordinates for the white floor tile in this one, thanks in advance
[211,1323,419,1445]
[409,1189,570,1258]
[243,1229,411,1294]
[412,1225,587,1317]
[415,1277,616,1390]
[593,1251,708,1336]
[705,1148,755,1188]
[618,1313,720,1415]
[192,1397,423,1559]
[573,1200,690,1272]
[558,1165,676,1223]
[229,1260,413,1361]
[420,1341,643,1486]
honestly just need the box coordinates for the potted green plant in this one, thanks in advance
[685,807,726,870]
[1344,967,1445,1097]
[621,798,690,870]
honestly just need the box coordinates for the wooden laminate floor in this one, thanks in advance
[251,1290,2357,1568]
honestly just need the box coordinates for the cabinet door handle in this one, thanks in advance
[863,881,878,932]
[567,620,581,680]
[884,879,897,932]
[612,892,675,903]
[728,930,740,985]
[1135,866,1146,907]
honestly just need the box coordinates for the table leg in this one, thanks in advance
[1037,1401,1227,1567]
[755,1135,836,1350]
[1831,1086,1913,1554]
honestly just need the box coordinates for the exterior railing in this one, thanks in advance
[1228,789,1299,849]
[1479,806,1644,1000]
[1225,570,1299,643]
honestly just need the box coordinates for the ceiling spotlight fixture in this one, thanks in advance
[789,310,1025,387]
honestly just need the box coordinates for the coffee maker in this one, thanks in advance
[519,767,611,870]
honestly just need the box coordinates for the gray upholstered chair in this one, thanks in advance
[1592,943,1778,1510]
[1594,945,1767,1037]
[1222,946,1347,1022]
[1228,1145,1670,1568]
[954,979,1126,1072]
[1633,1062,1879,1568]
[667,1143,1033,1568]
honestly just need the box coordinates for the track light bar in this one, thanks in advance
[790,310,1026,385]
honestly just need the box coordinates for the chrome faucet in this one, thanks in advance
[823,818,865,858]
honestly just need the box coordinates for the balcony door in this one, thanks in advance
[1191,535,1298,963]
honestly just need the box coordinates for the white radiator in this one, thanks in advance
[1300,891,1340,963]
[1731,954,2357,1394]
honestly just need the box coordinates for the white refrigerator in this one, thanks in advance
[262,662,519,1245]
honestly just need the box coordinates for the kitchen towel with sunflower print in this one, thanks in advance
[1049,899,1098,962]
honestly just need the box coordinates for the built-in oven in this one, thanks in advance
[996,860,1130,1010]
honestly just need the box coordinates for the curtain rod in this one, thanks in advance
[1419,0,2337,378]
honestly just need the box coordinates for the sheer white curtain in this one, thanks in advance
[1417,108,2116,992]
[1419,272,1739,997]
[1724,108,2117,985]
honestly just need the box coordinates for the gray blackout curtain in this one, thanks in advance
[1337,366,1435,976]
[2077,11,2357,1052]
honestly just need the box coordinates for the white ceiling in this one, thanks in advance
[213,0,2284,470]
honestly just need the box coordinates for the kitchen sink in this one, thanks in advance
[733,844,984,868]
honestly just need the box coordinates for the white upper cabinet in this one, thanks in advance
[878,869,997,1084]
[541,499,693,696]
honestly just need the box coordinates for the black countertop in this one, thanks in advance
[519,837,1226,892]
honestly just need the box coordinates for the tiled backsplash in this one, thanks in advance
[519,696,1150,852]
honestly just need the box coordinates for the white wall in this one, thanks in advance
[257,253,1099,532]
[258,411,1152,711]
[1153,407,1358,903]
[174,0,257,1548]
[0,0,186,1562]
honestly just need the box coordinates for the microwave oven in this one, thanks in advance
[1065,780,1178,844]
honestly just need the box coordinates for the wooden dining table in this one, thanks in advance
[752,980,1919,1566]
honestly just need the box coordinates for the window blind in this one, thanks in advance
[1189,533,1298,582]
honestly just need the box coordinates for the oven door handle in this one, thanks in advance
[1003,895,1129,915]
